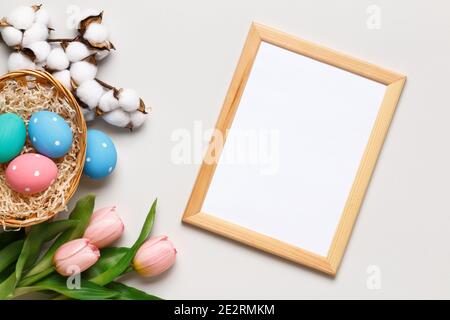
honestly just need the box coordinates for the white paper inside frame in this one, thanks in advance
[202,42,387,257]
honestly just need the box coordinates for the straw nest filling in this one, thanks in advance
[0,79,82,226]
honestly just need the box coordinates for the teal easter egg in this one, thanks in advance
[0,113,26,163]
[28,111,73,158]
[83,130,117,179]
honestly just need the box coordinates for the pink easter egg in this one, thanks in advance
[5,153,58,195]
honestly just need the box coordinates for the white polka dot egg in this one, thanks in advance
[5,153,58,195]
[28,111,73,159]
[84,130,117,179]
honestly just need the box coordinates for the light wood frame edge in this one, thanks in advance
[326,77,406,273]
[182,22,406,276]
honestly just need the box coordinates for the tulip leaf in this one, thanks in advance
[0,240,24,274]
[15,274,118,300]
[15,219,78,281]
[24,195,96,279]
[0,229,24,250]
[106,281,162,300]
[66,194,97,238]
[84,247,130,279]
[0,273,16,300]
[90,199,157,286]
[0,265,14,284]
[18,267,55,287]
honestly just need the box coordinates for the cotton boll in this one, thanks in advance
[70,61,97,84]
[77,8,102,26]
[118,89,140,112]
[76,80,104,109]
[34,8,51,26]
[84,23,109,44]
[1,26,23,47]
[130,111,147,128]
[46,47,69,71]
[22,22,49,46]
[65,41,90,62]
[81,108,96,122]
[25,41,51,63]
[6,6,35,30]
[8,52,35,71]
[52,70,72,90]
[102,108,131,128]
[99,90,119,112]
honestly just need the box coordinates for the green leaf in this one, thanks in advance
[106,281,162,300]
[84,247,130,279]
[90,199,157,286]
[66,194,96,238]
[0,229,24,250]
[24,195,96,279]
[18,267,55,287]
[17,274,118,300]
[0,273,16,300]
[0,265,14,284]
[15,220,77,281]
[51,246,134,302]
[0,240,24,273]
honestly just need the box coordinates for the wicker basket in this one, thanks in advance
[0,69,86,228]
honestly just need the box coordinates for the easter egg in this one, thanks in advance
[0,113,26,163]
[28,111,73,158]
[6,153,58,195]
[84,130,117,179]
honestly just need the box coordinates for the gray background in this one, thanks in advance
[1,0,449,299]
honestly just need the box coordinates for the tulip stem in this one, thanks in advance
[11,286,41,299]
[124,266,133,274]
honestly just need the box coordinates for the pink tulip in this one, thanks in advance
[83,206,124,248]
[53,238,100,276]
[133,236,177,277]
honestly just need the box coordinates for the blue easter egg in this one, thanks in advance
[28,111,73,158]
[84,130,117,179]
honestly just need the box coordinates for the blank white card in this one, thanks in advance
[202,42,386,257]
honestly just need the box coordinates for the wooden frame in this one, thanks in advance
[182,22,406,275]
